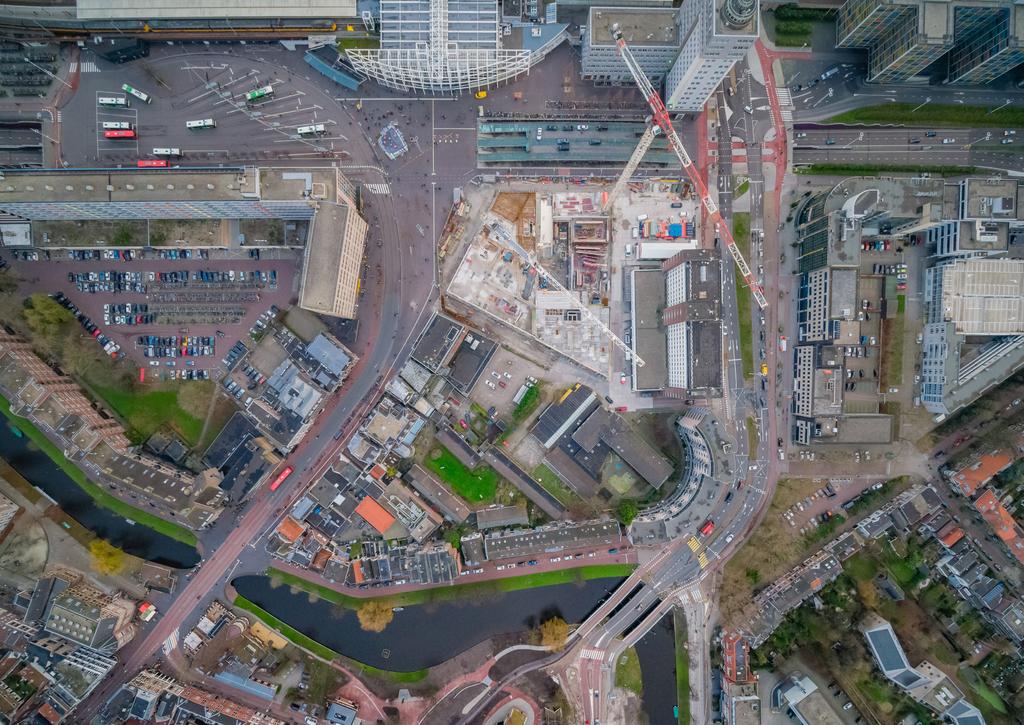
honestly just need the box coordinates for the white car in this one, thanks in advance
[743,104,753,114]
[228,270,236,281]
[536,126,543,140]
[725,534,734,544]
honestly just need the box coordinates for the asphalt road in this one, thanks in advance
[793,125,1023,171]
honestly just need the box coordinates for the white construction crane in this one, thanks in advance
[490,224,645,367]
[601,123,658,213]
[609,22,768,310]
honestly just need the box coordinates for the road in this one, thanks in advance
[793,125,1023,171]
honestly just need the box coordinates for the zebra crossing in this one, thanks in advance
[364,183,391,195]
[162,630,178,656]
[580,648,604,661]
[677,584,704,605]
[70,61,100,73]
[775,88,794,125]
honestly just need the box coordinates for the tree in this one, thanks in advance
[537,616,569,651]
[23,294,72,339]
[616,499,638,526]
[856,579,879,610]
[356,600,394,633]
[89,539,128,575]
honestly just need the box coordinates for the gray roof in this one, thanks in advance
[412,314,464,372]
[944,698,986,725]
[306,334,352,376]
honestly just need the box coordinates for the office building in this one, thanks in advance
[42,579,136,654]
[665,0,758,112]
[836,0,1024,84]
[345,0,566,92]
[582,7,681,85]
[630,249,723,397]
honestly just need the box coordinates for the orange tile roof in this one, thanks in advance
[369,463,387,481]
[352,560,364,584]
[37,703,60,724]
[355,497,396,534]
[975,490,1019,542]
[311,549,331,572]
[1008,539,1024,566]
[276,516,305,543]
[939,525,964,548]
[951,450,1014,497]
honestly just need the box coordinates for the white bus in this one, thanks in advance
[122,83,151,104]
[186,119,216,130]
[297,123,326,136]
[101,121,132,130]
[98,96,128,107]
[152,148,181,157]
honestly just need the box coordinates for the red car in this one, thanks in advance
[458,419,468,430]
[615,406,628,412]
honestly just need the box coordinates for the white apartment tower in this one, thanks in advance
[665,0,759,112]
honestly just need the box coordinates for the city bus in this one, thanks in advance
[121,83,151,104]
[268,465,293,492]
[101,121,132,130]
[296,123,326,136]
[137,159,168,168]
[244,85,274,102]
[186,118,216,130]
[103,129,137,139]
[699,519,715,537]
[98,96,128,108]
[152,147,181,157]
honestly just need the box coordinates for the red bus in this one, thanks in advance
[699,519,715,537]
[104,129,137,139]
[269,466,293,492]
[138,159,168,168]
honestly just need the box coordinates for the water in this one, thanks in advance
[234,574,626,671]
[0,421,199,568]
[634,613,679,725]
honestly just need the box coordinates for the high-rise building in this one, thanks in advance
[836,0,1024,84]
[664,0,758,113]
[582,7,681,85]
[345,0,566,92]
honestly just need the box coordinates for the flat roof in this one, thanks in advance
[412,314,465,372]
[588,7,679,47]
[481,520,621,560]
[0,169,249,204]
[299,202,365,319]
[448,331,497,393]
[632,269,668,391]
[792,691,843,725]
[942,258,1024,335]
[76,0,356,19]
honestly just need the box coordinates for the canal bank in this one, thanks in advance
[233,570,630,671]
[0,402,199,567]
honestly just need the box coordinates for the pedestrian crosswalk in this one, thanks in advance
[80,61,100,73]
[687,536,701,552]
[775,88,794,125]
[580,648,604,661]
[698,552,709,569]
[364,183,390,195]
[677,584,705,605]
[162,630,178,655]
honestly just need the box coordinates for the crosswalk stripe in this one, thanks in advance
[162,631,178,655]
[687,537,700,552]
[698,553,709,568]
[364,183,390,195]
[79,61,100,73]
[580,648,604,660]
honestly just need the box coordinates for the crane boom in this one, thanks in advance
[602,123,658,213]
[611,24,768,310]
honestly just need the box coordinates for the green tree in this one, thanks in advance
[616,499,638,526]
[23,293,72,339]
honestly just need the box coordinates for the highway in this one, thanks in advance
[793,126,1023,171]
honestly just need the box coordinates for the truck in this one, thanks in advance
[779,336,788,352]
[760,362,768,377]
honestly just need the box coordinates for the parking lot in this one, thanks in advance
[464,346,550,419]
[2,250,300,381]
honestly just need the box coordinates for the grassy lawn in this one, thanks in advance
[531,463,579,507]
[960,667,1008,715]
[734,179,749,198]
[881,310,906,389]
[615,647,643,696]
[731,212,754,379]
[92,384,204,446]
[336,36,380,50]
[0,393,198,547]
[234,595,428,680]
[268,564,635,609]
[424,445,498,503]
[674,609,689,725]
[795,163,976,177]
[745,417,758,457]
[826,103,1024,129]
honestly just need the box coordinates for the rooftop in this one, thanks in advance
[941,258,1024,336]
[588,7,679,47]
[950,449,1014,496]
[631,269,668,391]
[412,314,465,372]
[354,497,396,535]
[75,0,356,19]
[975,489,1020,542]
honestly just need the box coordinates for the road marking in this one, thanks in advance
[162,630,178,655]
[580,648,604,660]
[365,183,391,195]
[80,60,99,73]
[687,536,700,552]
[698,552,709,568]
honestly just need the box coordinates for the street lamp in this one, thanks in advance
[987,99,1012,115]
[911,96,931,113]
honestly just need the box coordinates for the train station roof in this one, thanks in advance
[75,0,356,19]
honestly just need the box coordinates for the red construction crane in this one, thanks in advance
[610,23,767,310]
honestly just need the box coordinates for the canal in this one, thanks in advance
[634,613,679,725]
[0,422,200,568]
[234,574,627,671]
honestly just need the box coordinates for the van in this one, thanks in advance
[625,244,633,257]
[637,214,648,222]
[631,228,639,240]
